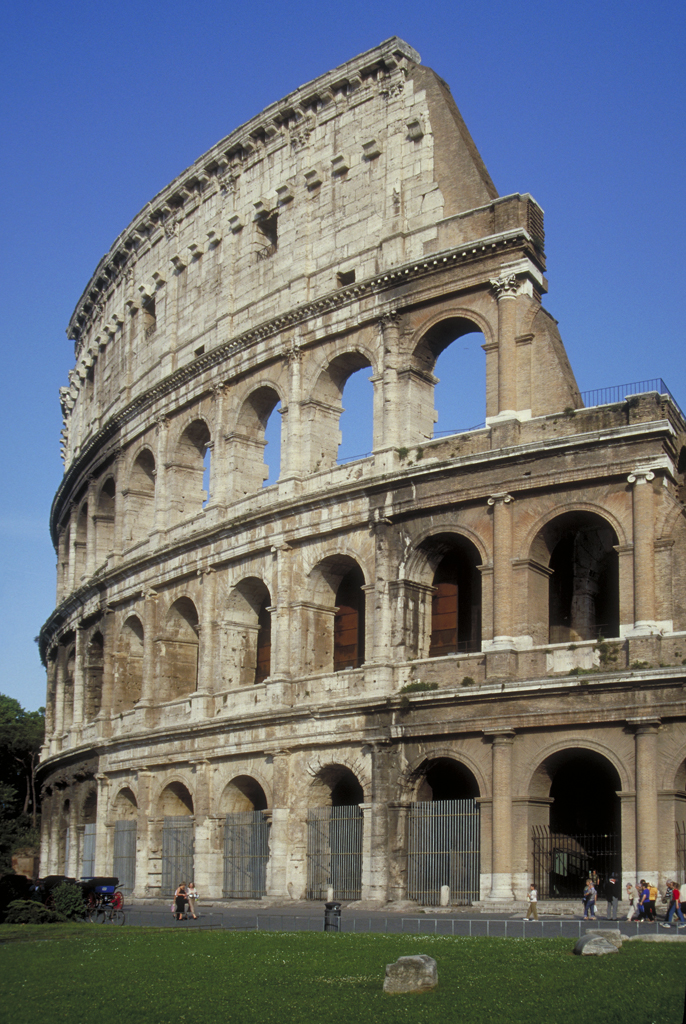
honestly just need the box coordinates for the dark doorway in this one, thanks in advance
[334,566,365,670]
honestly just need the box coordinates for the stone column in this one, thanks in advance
[111,451,125,558]
[85,478,97,578]
[486,730,515,900]
[68,503,78,592]
[272,546,293,679]
[490,274,518,417]
[48,797,62,874]
[53,650,65,740]
[135,769,153,897]
[197,569,217,694]
[66,800,79,877]
[71,626,86,733]
[140,591,158,704]
[378,313,402,451]
[153,417,169,535]
[190,760,211,893]
[282,342,303,480]
[487,493,515,647]
[93,774,111,875]
[631,718,660,880]
[99,611,115,723]
[266,749,291,898]
[208,385,227,506]
[627,469,657,632]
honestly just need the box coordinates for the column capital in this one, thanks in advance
[627,716,661,731]
[490,274,518,299]
[377,310,403,333]
[487,492,514,506]
[627,469,655,485]
[483,729,516,743]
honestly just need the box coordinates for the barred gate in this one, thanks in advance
[532,826,620,898]
[161,816,194,894]
[81,823,96,878]
[306,805,363,900]
[407,799,480,905]
[223,811,270,898]
[113,820,137,893]
[677,822,686,881]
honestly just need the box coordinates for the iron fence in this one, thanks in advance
[580,378,682,416]
[408,799,480,905]
[532,826,620,899]
[81,823,96,878]
[306,805,363,900]
[161,816,194,895]
[223,811,270,898]
[113,819,137,893]
[677,822,686,882]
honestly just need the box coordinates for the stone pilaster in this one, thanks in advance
[630,718,660,880]
[71,626,86,733]
[486,493,515,647]
[627,469,657,633]
[486,730,515,900]
[153,416,169,535]
[94,774,111,875]
[197,569,217,694]
[490,274,518,418]
[266,750,290,898]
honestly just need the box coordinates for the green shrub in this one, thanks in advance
[399,681,438,694]
[51,882,86,921]
[4,899,61,924]
[461,676,475,687]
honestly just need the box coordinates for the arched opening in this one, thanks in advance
[419,535,482,656]
[112,787,138,894]
[60,797,70,874]
[306,555,366,675]
[159,598,199,700]
[307,765,364,900]
[126,449,155,544]
[61,641,75,732]
[114,616,144,712]
[74,503,88,580]
[170,420,211,524]
[221,777,270,898]
[83,631,104,721]
[337,366,374,463]
[159,782,194,896]
[223,578,272,687]
[530,748,621,898]
[94,478,115,565]
[334,565,365,671]
[677,446,686,505]
[306,352,373,473]
[81,789,97,878]
[412,317,486,444]
[230,386,282,497]
[409,757,480,906]
[535,512,620,643]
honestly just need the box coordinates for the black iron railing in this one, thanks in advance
[532,826,620,899]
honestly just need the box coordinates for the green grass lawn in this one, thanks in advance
[1,925,685,1024]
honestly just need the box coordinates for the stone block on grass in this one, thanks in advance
[383,954,438,994]
[574,934,619,956]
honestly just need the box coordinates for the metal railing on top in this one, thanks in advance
[580,378,682,416]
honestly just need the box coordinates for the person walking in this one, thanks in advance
[605,875,621,920]
[523,884,539,921]
[637,880,649,923]
[626,881,637,920]
[583,878,597,920]
[187,881,199,920]
[661,881,686,927]
[647,880,659,921]
[174,882,188,921]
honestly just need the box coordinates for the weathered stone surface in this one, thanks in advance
[626,934,686,943]
[584,928,623,948]
[574,935,619,956]
[36,37,686,911]
[383,955,438,994]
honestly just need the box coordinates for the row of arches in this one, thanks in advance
[57,319,489,591]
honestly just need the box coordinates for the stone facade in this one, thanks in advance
[38,38,686,905]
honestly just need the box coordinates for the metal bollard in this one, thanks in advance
[324,901,342,932]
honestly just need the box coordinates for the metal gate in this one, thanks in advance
[223,811,270,898]
[408,800,480,905]
[161,816,194,895]
[113,820,137,893]
[306,805,363,900]
[81,823,96,878]
[532,826,620,898]
[677,822,686,881]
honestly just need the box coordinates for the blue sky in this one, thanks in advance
[1,0,684,711]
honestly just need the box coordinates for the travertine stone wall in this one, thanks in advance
[39,39,686,905]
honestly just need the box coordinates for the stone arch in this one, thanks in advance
[219,775,269,813]
[408,312,491,443]
[94,476,115,564]
[304,350,375,473]
[74,501,88,580]
[81,787,98,825]
[305,553,367,673]
[407,754,482,802]
[83,630,104,721]
[157,779,194,817]
[229,384,283,497]
[111,786,138,819]
[418,532,483,657]
[60,637,76,732]
[223,577,273,686]
[113,614,144,712]
[401,748,488,802]
[404,522,488,581]
[158,597,199,700]
[169,418,211,524]
[527,509,621,644]
[309,763,366,809]
[125,446,156,544]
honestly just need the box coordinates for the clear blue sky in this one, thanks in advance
[1,0,684,711]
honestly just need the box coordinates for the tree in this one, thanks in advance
[0,695,44,873]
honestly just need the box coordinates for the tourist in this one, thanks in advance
[523,883,539,921]
[661,881,686,927]
[604,875,621,920]
[187,881,199,920]
[626,881,637,920]
[582,878,597,920]
[636,880,650,923]
[174,882,188,921]
[647,880,659,921]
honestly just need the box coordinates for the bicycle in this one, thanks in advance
[81,877,126,925]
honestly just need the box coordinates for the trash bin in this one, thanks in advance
[324,901,342,932]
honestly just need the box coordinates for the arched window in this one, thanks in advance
[307,765,363,900]
[306,556,366,675]
[337,367,374,463]
[419,534,482,657]
[74,503,88,580]
[84,631,104,721]
[159,598,199,700]
[126,449,155,544]
[159,782,194,896]
[170,420,211,524]
[221,777,270,899]
[306,353,373,473]
[334,566,366,671]
[412,317,486,444]
[223,578,272,687]
[114,615,144,712]
[230,387,282,498]
[94,478,115,565]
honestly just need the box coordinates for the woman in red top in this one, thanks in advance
[662,881,686,927]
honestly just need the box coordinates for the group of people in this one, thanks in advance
[524,873,686,924]
[173,882,199,920]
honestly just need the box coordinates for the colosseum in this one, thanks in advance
[38,37,686,907]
